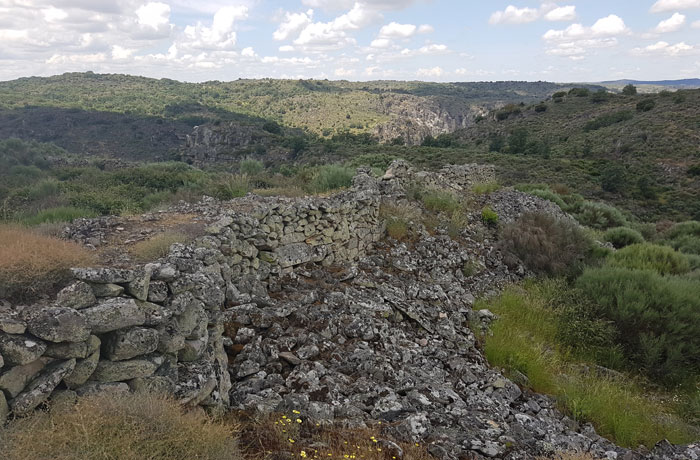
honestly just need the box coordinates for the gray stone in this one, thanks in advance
[128,376,175,394]
[63,349,100,388]
[44,340,91,359]
[56,281,96,309]
[0,357,51,398]
[0,317,27,334]
[26,307,91,343]
[0,390,9,424]
[150,263,178,282]
[72,267,135,284]
[9,359,76,416]
[274,243,315,268]
[136,300,171,326]
[178,337,208,362]
[103,327,159,361]
[76,382,130,397]
[126,266,152,301]
[91,283,124,298]
[0,333,47,365]
[278,351,301,366]
[90,358,158,382]
[147,281,168,303]
[0,351,3,369]
[82,298,146,333]
[176,361,216,406]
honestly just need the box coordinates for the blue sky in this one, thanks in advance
[0,0,698,82]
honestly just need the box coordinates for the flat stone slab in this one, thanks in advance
[103,327,159,361]
[72,268,135,284]
[90,358,159,382]
[26,307,91,343]
[81,298,147,333]
[0,333,47,366]
[9,359,76,416]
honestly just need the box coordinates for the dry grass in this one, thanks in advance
[129,231,190,262]
[0,392,241,460]
[253,186,308,198]
[232,411,434,460]
[380,203,422,241]
[537,453,597,460]
[0,225,95,301]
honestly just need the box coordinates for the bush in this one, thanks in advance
[471,181,500,195]
[534,103,548,113]
[422,190,460,213]
[577,267,700,384]
[239,158,264,176]
[552,91,567,98]
[481,206,499,225]
[622,84,637,95]
[0,392,240,460]
[262,120,282,134]
[604,227,644,249]
[607,243,690,275]
[0,225,96,301]
[574,201,628,230]
[583,111,633,132]
[20,206,97,226]
[529,189,567,209]
[500,212,592,276]
[212,174,250,200]
[568,88,590,97]
[307,165,354,193]
[130,232,190,262]
[636,99,656,112]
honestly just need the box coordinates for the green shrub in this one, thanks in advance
[422,190,460,213]
[568,88,590,97]
[529,189,567,209]
[604,227,644,249]
[534,103,548,113]
[262,120,282,134]
[574,201,628,230]
[577,267,700,384]
[213,174,250,200]
[552,91,567,98]
[622,84,637,95]
[20,206,97,226]
[500,212,592,276]
[471,181,500,195]
[239,158,264,176]
[636,99,656,112]
[0,392,240,460]
[481,206,499,225]
[664,221,700,255]
[607,243,690,275]
[583,111,633,132]
[307,164,354,193]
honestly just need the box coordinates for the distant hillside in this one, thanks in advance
[601,78,700,87]
[0,72,600,148]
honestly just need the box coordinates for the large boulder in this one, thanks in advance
[9,359,76,416]
[89,357,160,382]
[102,327,159,361]
[56,281,96,309]
[81,298,146,333]
[25,307,91,343]
[0,333,47,365]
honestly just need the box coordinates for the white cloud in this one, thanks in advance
[544,5,576,22]
[111,45,135,59]
[334,67,355,77]
[179,5,248,51]
[632,40,697,56]
[400,43,449,56]
[418,24,433,34]
[693,20,700,28]
[42,7,68,22]
[301,0,418,11]
[273,9,313,41]
[416,66,443,77]
[543,15,628,59]
[241,46,255,57]
[490,3,576,25]
[378,22,417,38]
[290,3,379,51]
[650,0,700,13]
[654,13,686,33]
[135,2,171,31]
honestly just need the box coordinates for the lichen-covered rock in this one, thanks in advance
[56,281,96,309]
[0,317,26,334]
[0,357,51,398]
[147,281,168,303]
[81,298,146,333]
[25,307,91,343]
[91,283,124,298]
[0,390,9,424]
[89,357,160,382]
[136,300,171,326]
[126,266,152,301]
[72,267,135,284]
[127,375,175,394]
[176,360,217,405]
[9,358,76,416]
[0,332,47,365]
[44,339,91,359]
[63,348,100,388]
[102,327,159,361]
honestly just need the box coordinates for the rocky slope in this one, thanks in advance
[0,163,697,459]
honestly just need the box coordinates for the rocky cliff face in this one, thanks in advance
[1,163,696,460]
[182,122,278,166]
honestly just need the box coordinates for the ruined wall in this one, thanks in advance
[383,159,496,192]
[0,170,383,422]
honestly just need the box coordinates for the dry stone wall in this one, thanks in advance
[0,169,383,422]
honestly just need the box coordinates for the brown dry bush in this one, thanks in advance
[499,212,593,277]
[129,231,190,262]
[0,392,241,460]
[233,411,434,460]
[0,225,95,300]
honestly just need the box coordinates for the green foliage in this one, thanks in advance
[488,134,506,152]
[508,128,528,154]
[577,267,700,384]
[212,174,250,200]
[534,103,548,113]
[590,90,610,103]
[552,91,567,98]
[636,99,656,112]
[622,84,637,95]
[583,111,633,132]
[421,133,458,148]
[500,212,593,276]
[568,88,590,97]
[481,206,499,225]
[477,279,697,447]
[307,164,354,193]
[603,227,644,249]
[574,201,628,230]
[422,190,460,213]
[239,158,264,175]
[528,189,567,209]
[600,164,626,193]
[607,243,691,275]
[20,206,97,226]
[471,181,500,195]
[262,120,282,134]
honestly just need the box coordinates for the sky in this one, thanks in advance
[0,0,699,83]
